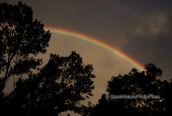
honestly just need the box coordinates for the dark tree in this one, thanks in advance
[0,1,95,116]
[0,1,51,95]
[3,52,95,116]
[90,63,168,116]
[159,79,172,116]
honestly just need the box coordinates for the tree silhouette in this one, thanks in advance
[0,1,51,95]
[144,63,164,89]
[158,79,172,116]
[3,52,95,116]
[0,1,96,116]
[90,63,169,116]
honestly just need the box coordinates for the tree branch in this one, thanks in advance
[0,50,16,94]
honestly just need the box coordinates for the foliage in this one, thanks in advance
[3,51,95,116]
[90,63,170,116]
[0,1,51,94]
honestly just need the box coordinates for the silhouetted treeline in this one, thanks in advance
[89,63,172,116]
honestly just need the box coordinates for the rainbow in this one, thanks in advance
[44,26,164,88]
[44,26,146,73]
[0,25,164,87]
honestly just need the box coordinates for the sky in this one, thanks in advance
[0,0,172,115]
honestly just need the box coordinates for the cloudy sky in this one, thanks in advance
[1,0,172,115]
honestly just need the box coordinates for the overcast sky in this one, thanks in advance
[1,0,172,115]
